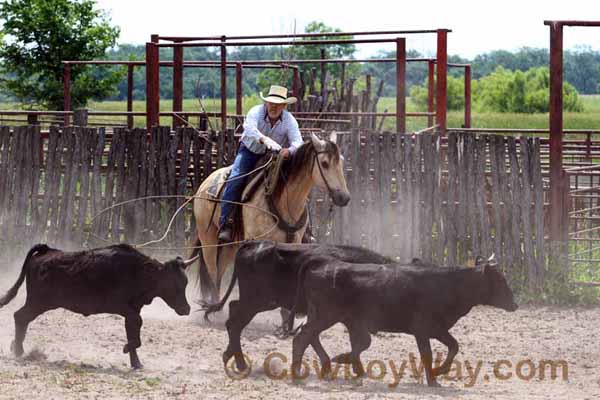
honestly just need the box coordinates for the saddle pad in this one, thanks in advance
[207,166,233,199]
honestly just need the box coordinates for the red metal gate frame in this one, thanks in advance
[147,29,451,133]
[545,20,600,243]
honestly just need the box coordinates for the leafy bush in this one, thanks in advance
[410,66,584,114]
[474,66,583,113]
[410,75,465,111]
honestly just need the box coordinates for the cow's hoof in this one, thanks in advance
[123,344,129,354]
[10,341,23,358]
[427,380,441,388]
[352,363,365,377]
[131,362,144,370]
[331,353,352,364]
[317,362,332,380]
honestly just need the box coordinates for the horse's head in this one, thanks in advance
[310,132,350,207]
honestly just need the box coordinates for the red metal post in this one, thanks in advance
[63,63,71,126]
[436,29,448,133]
[127,64,134,128]
[220,36,227,132]
[428,60,435,128]
[235,62,243,116]
[145,42,156,129]
[173,42,184,129]
[464,65,471,128]
[549,21,565,243]
[396,38,406,133]
[151,35,160,128]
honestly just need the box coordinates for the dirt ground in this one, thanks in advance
[1,272,600,400]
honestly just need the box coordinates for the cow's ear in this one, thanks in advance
[178,257,189,270]
[478,262,499,275]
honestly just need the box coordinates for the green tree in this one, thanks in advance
[564,46,600,94]
[0,0,121,109]
[256,21,358,95]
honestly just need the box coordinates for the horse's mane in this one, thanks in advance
[271,138,340,199]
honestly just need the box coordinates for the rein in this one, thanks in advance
[265,145,337,242]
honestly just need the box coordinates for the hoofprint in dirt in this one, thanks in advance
[1,289,599,400]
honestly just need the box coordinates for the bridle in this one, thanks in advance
[312,146,339,200]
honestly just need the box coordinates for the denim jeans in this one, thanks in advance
[219,144,263,227]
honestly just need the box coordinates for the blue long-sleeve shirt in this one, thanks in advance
[240,104,303,155]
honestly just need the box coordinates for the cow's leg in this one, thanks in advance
[279,307,290,329]
[431,331,459,377]
[291,317,336,379]
[343,324,371,377]
[310,338,331,378]
[415,335,439,387]
[123,313,143,369]
[223,300,260,372]
[331,323,364,372]
[12,304,43,357]
[277,307,298,335]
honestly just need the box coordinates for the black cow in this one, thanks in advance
[0,244,191,369]
[202,240,421,372]
[289,257,518,386]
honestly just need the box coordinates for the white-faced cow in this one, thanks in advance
[0,244,192,369]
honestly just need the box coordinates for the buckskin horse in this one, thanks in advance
[190,132,350,302]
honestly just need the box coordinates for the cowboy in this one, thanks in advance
[217,85,303,243]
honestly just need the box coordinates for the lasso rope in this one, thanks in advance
[87,195,280,251]
[86,153,279,252]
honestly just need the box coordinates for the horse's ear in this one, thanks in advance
[328,131,338,144]
[311,133,325,152]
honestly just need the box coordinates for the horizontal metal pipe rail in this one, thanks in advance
[62,60,299,70]
[155,38,405,48]
[157,29,451,42]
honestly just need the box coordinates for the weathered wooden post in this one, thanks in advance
[73,109,88,127]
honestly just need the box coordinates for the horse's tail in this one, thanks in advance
[0,244,50,307]
[188,235,217,301]
[202,260,237,321]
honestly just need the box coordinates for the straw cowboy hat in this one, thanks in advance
[260,85,297,104]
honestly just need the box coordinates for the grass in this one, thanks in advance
[378,95,600,131]
[3,95,600,131]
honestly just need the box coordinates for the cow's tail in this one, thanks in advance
[201,266,237,322]
[0,244,50,307]
[282,262,311,337]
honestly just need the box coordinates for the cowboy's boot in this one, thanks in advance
[218,221,234,243]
